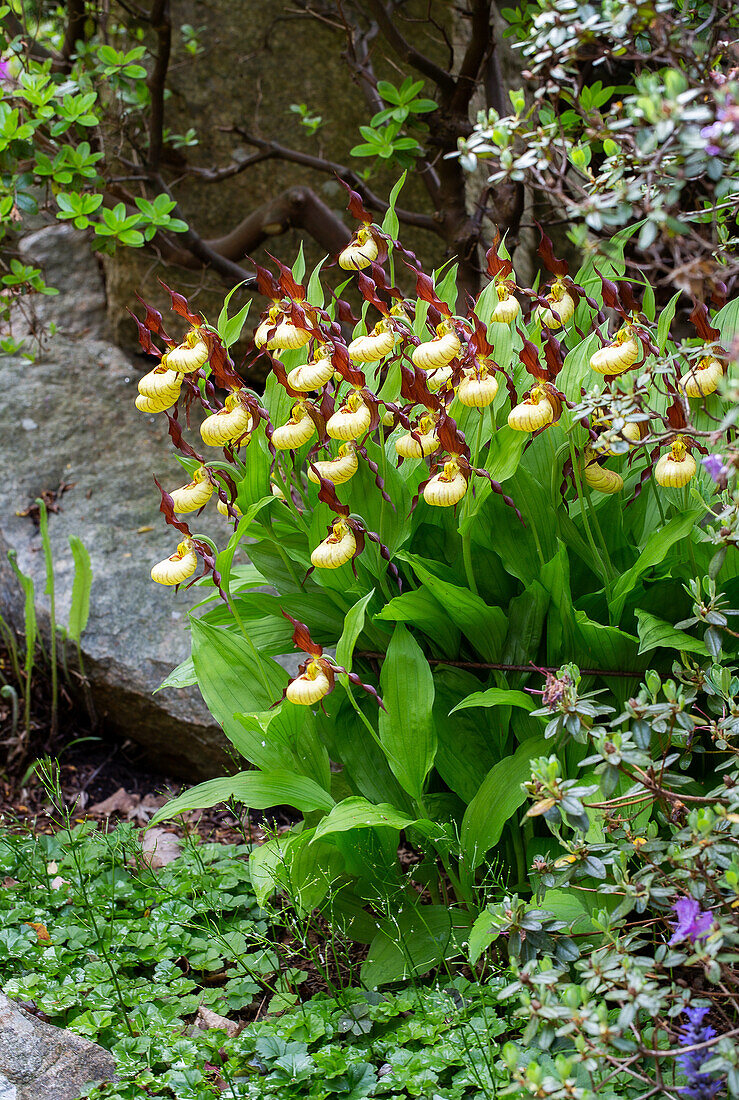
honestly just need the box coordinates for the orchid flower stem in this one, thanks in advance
[273,460,310,535]
[568,441,612,602]
[651,476,668,525]
[582,478,615,581]
[460,411,485,595]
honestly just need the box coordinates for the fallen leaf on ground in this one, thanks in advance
[141,828,183,869]
[88,787,138,816]
[192,1006,240,1037]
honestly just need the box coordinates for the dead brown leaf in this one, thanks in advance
[141,827,183,869]
[192,1006,241,1038]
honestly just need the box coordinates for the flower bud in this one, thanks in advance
[167,329,210,374]
[348,321,395,363]
[508,387,554,432]
[151,539,198,586]
[200,393,253,447]
[272,402,316,450]
[423,459,468,506]
[326,390,372,440]
[490,285,520,325]
[311,520,357,568]
[584,462,623,494]
[286,660,332,704]
[655,436,697,487]
[457,362,499,407]
[537,282,574,329]
[680,356,724,398]
[286,346,334,391]
[307,442,359,485]
[590,329,640,375]
[395,415,439,458]
[412,322,461,370]
[255,306,310,350]
[169,466,214,513]
[338,226,379,271]
[138,365,183,400]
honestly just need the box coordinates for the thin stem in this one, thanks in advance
[461,411,485,594]
[568,442,612,600]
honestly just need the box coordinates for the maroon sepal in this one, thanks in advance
[134,294,173,345]
[536,226,569,276]
[282,611,324,658]
[250,261,282,302]
[485,231,514,280]
[689,301,721,343]
[518,332,548,381]
[158,279,203,327]
[337,176,373,224]
[127,307,163,359]
[265,252,306,302]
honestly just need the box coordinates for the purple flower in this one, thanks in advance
[702,455,728,484]
[669,897,714,946]
[677,1005,724,1099]
[0,59,9,82]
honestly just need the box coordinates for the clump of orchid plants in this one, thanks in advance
[137,179,738,981]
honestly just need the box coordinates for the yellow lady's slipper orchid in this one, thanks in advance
[255,306,310,350]
[286,346,334,392]
[338,226,378,271]
[583,462,623,494]
[138,365,183,401]
[135,389,180,414]
[217,498,243,517]
[423,459,468,507]
[272,402,317,450]
[590,329,640,376]
[326,390,372,440]
[150,539,198,586]
[169,466,214,513]
[166,329,210,374]
[412,322,461,370]
[490,285,520,325]
[200,393,252,447]
[348,320,395,363]
[311,520,357,568]
[457,362,499,408]
[597,417,642,453]
[537,282,575,329]
[680,356,724,398]
[286,660,332,704]
[381,408,396,428]
[424,365,454,393]
[395,414,440,458]
[508,387,554,432]
[654,436,697,487]
[307,442,359,485]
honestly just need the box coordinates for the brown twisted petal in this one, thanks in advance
[654,447,697,488]
[138,366,183,399]
[537,285,575,329]
[167,331,210,374]
[590,337,639,376]
[310,523,357,568]
[457,370,499,408]
[151,540,198,586]
[170,470,214,513]
[490,294,520,325]
[584,463,623,494]
[412,329,461,370]
[680,357,724,398]
[272,405,316,450]
[200,401,252,446]
[286,662,332,704]
[307,443,359,485]
[135,389,179,414]
[326,393,372,440]
[348,325,395,363]
[287,350,334,392]
[423,464,468,507]
[507,392,554,432]
[217,498,243,517]
[338,228,379,271]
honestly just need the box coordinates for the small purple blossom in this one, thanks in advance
[0,59,9,82]
[669,897,714,946]
[702,454,729,484]
[677,1005,724,1099]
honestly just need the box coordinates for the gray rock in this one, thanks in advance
[0,225,233,778]
[18,225,108,339]
[0,991,116,1100]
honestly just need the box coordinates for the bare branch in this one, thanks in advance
[451,0,494,113]
[147,0,171,171]
[361,0,456,95]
